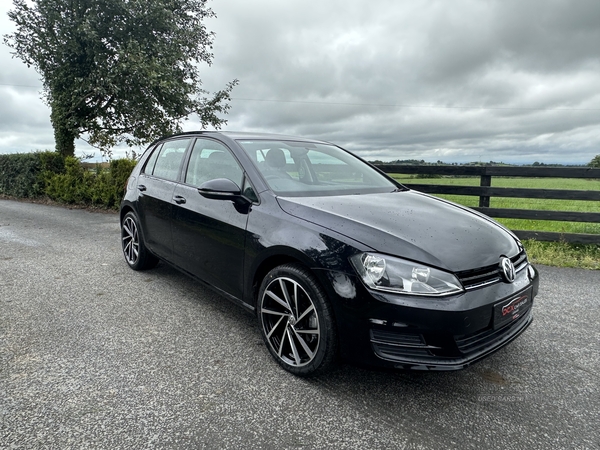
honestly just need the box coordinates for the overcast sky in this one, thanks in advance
[1,0,599,164]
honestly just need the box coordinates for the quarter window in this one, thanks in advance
[143,144,161,175]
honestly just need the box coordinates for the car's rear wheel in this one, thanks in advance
[258,264,337,376]
[121,211,159,270]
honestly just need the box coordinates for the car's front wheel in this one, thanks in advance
[121,211,159,271]
[258,263,337,376]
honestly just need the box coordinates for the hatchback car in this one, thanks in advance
[120,131,539,376]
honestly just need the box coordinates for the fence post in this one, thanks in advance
[479,168,491,208]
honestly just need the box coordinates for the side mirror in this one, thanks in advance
[198,178,242,200]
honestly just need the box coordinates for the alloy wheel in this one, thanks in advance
[260,276,320,367]
[122,216,139,266]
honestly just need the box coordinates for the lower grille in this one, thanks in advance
[455,310,531,355]
[371,329,425,346]
[370,329,436,361]
[372,344,433,359]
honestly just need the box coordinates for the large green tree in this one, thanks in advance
[590,155,600,168]
[4,0,237,157]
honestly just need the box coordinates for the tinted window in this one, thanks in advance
[185,139,243,187]
[143,144,161,175]
[237,140,398,196]
[152,139,190,181]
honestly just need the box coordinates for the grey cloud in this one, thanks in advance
[2,0,600,163]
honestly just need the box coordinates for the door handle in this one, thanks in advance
[137,184,147,192]
[173,195,186,205]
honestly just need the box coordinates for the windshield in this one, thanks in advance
[236,140,399,197]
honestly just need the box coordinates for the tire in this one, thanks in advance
[121,211,159,271]
[258,263,337,376]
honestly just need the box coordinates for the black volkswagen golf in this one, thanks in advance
[120,131,539,376]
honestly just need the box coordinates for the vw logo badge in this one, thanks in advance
[500,257,515,283]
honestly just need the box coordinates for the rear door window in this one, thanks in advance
[151,139,191,181]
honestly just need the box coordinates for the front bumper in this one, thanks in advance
[369,307,532,370]
[322,264,539,370]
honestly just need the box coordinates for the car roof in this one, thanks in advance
[217,131,327,143]
[149,130,330,147]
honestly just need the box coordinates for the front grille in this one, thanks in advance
[456,250,528,290]
[455,310,531,355]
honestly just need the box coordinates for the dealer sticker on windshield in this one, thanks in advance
[493,290,531,330]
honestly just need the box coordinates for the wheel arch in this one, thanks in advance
[248,248,322,310]
[249,252,310,308]
[120,203,135,225]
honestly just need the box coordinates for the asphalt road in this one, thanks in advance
[1,199,598,449]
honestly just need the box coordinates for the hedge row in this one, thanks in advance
[0,151,64,198]
[0,151,136,209]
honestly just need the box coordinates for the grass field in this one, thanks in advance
[391,175,600,234]
[390,175,600,269]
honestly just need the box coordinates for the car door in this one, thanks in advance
[171,138,250,300]
[136,138,191,259]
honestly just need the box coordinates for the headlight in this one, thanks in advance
[349,253,463,297]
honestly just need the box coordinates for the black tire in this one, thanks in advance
[258,263,337,376]
[121,211,159,271]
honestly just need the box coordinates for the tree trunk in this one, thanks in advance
[54,124,76,157]
[51,109,76,157]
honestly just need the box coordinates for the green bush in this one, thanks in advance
[0,150,136,209]
[88,158,137,208]
[45,157,136,208]
[39,151,65,175]
[0,151,63,197]
[44,156,95,204]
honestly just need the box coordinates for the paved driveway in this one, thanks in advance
[1,199,598,449]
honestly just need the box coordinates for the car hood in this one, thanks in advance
[276,190,520,272]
